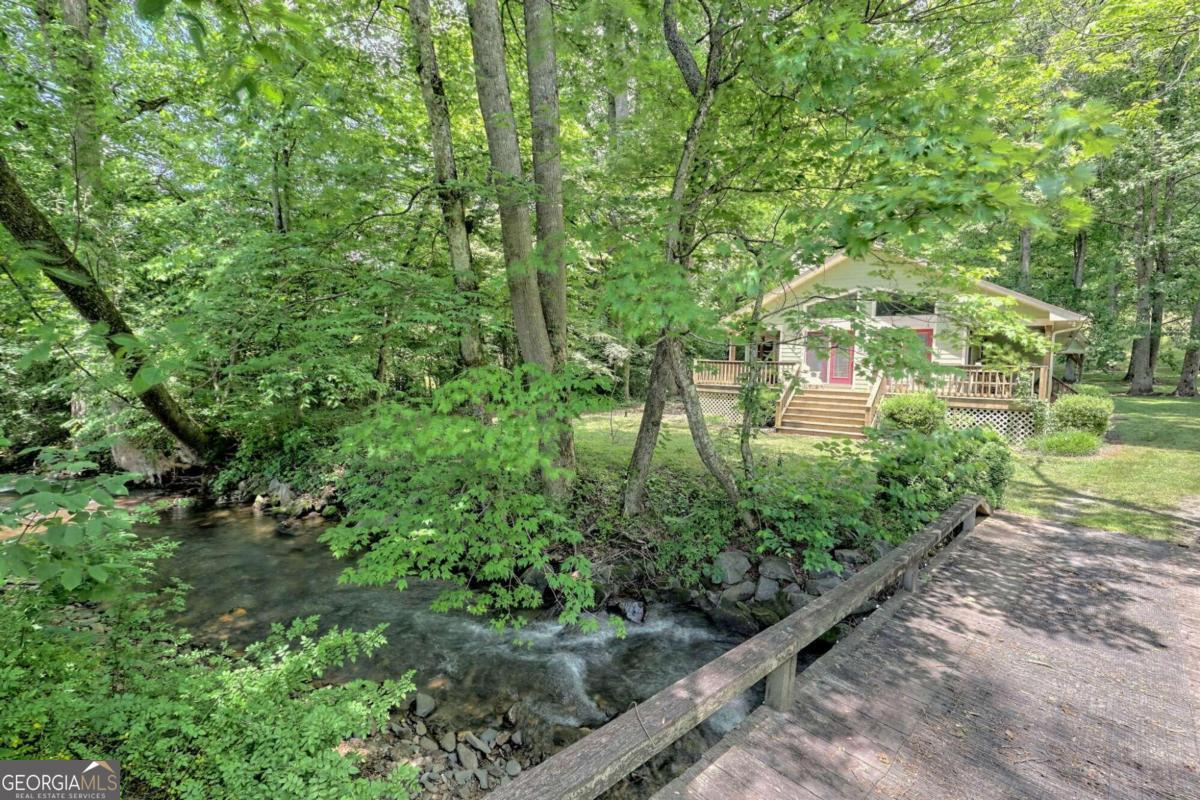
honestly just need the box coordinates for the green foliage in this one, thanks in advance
[743,446,876,573]
[1050,394,1114,436]
[1025,430,1102,457]
[1072,384,1111,398]
[0,449,413,799]
[867,427,1013,539]
[322,366,598,628]
[878,392,947,434]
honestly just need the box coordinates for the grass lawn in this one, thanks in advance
[1005,375,1200,542]
[577,376,1200,543]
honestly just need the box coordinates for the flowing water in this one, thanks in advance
[144,501,756,740]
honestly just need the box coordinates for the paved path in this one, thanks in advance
[654,513,1200,800]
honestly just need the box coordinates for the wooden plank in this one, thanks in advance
[656,747,823,800]
[487,495,990,800]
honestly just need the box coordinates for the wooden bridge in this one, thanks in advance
[490,498,1200,800]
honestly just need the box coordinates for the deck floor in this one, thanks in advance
[654,513,1200,800]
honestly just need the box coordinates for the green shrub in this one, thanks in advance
[0,446,414,800]
[1050,394,1113,436]
[1025,430,1102,456]
[867,427,1013,539]
[324,365,598,629]
[877,392,947,434]
[1071,384,1110,398]
[742,446,877,573]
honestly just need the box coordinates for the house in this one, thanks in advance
[693,249,1085,440]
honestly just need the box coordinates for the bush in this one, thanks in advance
[1072,384,1110,398]
[1025,430,1102,456]
[0,445,414,800]
[877,392,947,434]
[1050,394,1113,436]
[867,427,1013,539]
[742,445,877,573]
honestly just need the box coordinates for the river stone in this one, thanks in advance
[720,580,756,604]
[835,548,867,567]
[456,743,479,771]
[480,728,499,746]
[758,555,796,583]
[506,759,522,777]
[612,597,645,624]
[806,571,844,596]
[414,692,437,717]
[475,769,490,790]
[439,732,457,752]
[453,769,473,786]
[465,732,490,754]
[783,584,812,611]
[511,730,523,747]
[871,540,895,560]
[753,576,780,603]
[419,736,440,752]
[414,720,427,736]
[712,550,751,585]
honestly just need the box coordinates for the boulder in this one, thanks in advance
[753,577,780,603]
[439,732,457,752]
[783,584,812,612]
[806,570,844,596]
[520,567,549,593]
[456,743,479,771]
[712,550,752,585]
[414,692,437,718]
[274,520,298,537]
[758,555,797,583]
[705,600,760,636]
[871,540,895,561]
[834,548,867,567]
[720,580,756,604]
[611,597,645,624]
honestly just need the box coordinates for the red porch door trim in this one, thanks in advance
[829,339,855,385]
[915,328,934,360]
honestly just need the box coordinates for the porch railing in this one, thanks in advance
[887,365,1049,400]
[692,359,797,387]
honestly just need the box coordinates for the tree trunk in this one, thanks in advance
[0,152,226,461]
[1129,182,1156,395]
[60,0,104,227]
[408,0,484,369]
[622,337,673,516]
[1147,176,1173,377]
[1072,230,1086,291]
[738,292,765,482]
[524,0,575,476]
[1017,227,1031,292]
[465,0,554,371]
[1176,294,1200,397]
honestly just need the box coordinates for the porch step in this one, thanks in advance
[784,400,869,415]
[779,417,865,432]
[776,424,866,440]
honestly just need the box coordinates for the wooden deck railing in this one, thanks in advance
[488,495,991,800]
[863,374,887,428]
[887,365,1049,401]
[692,359,797,387]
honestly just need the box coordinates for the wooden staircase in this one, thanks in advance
[776,384,869,439]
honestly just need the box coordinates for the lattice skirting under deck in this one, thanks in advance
[697,390,742,425]
[945,406,1037,442]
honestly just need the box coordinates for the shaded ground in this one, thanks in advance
[654,512,1199,799]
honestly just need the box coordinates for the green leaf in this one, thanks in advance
[131,364,167,395]
[87,564,110,583]
[61,566,83,591]
[136,0,171,22]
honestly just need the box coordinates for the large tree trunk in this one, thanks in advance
[1072,230,1086,291]
[466,0,553,370]
[1176,294,1200,397]
[408,0,484,369]
[1147,176,1173,377]
[624,1,746,516]
[60,0,104,228]
[524,0,575,476]
[1129,182,1156,395]
[0,153,226,461]
[621,337,673,516]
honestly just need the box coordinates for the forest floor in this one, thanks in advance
[577,373,1200,545]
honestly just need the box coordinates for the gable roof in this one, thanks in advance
[731,249,1085,324]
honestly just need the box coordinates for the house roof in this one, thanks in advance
[730,249,1085,325]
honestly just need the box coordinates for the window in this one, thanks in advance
[874,293,936,317]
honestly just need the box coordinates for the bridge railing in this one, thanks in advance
[488,495,991,800]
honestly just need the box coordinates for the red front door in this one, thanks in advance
[915,328,934,360]
[829,340,855,385]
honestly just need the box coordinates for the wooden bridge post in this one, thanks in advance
[902,562,919,593]
[764,655,797,711]
[962,507,977,533]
